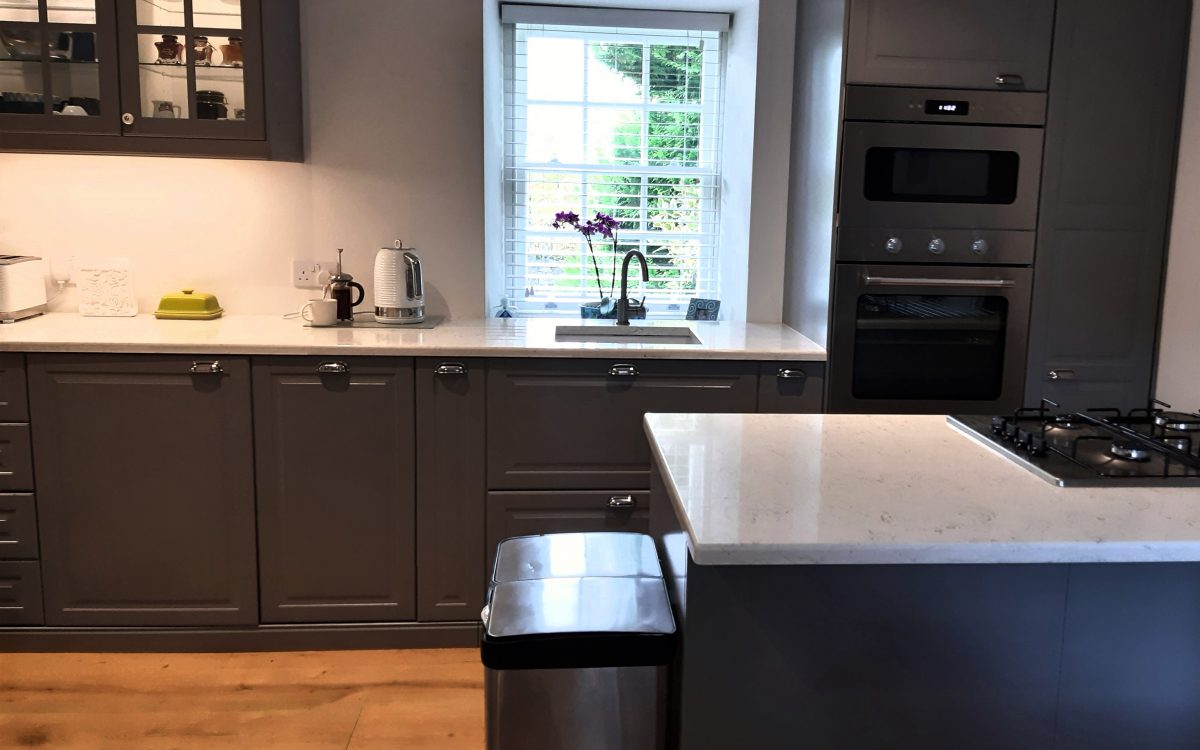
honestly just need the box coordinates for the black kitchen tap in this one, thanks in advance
[617,250,648,326]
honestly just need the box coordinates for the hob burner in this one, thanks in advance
[1154,412,1200,432]
[1110,440,1153,462]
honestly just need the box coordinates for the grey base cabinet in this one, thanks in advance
[28,355,258,627]
[487,359,759,490]
[0,561,43,626]
[758,362,825,413]
[253,357,416,624]
[415,359,486,623]
[486,490,651,570]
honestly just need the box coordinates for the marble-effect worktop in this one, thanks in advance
[645,413,1200,565]
[0,314,825,360]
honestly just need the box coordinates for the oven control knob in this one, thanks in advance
[885,237,903,254]
[971,239,989,255]
[928,238,946,254]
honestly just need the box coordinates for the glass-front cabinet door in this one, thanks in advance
[117,0,262,139]
[0,0,120,132]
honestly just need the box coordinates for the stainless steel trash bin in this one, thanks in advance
[481,532,676,750]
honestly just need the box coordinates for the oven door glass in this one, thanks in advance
[864,147,1019,204]
[852,294,1008,400]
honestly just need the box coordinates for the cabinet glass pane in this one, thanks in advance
[193,0,239,30]
[47,0,96,25]
[0,25,43,114]
[136,0,183,28]
[138,32,187,118]
[51,57,99,114]
[196,66,242,121]
[0,1,39,22]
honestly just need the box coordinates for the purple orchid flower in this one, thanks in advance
[551,207,623,302]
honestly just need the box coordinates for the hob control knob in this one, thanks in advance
[1028,435,1048,456]
[991,416,1008,435]
[928,238,946,255]
[885,237,903,254]
[971,239,989,255]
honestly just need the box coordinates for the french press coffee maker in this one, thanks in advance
[329,248,365,322]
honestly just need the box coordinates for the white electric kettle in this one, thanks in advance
[374,239,425,324]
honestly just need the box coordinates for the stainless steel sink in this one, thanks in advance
[554,325,701,345]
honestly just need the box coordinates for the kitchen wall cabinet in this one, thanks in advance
[758,361,825,414]
[28,354,258,627]
[1024,0,1189,412]
[845,0,1055,91]
[0,0,301,160]
[415,358,486,623]
[487,359,759,491]
[253,357,416,624]
[485,490,651,570]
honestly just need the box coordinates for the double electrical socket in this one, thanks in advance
[291,259,338,289]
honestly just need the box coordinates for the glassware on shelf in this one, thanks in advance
[193,35,215,66]
[219,36,242,67]
[154,34,184,64]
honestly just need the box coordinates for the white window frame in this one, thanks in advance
[499,7,728,318]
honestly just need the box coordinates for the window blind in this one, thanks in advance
[501,9,726,315]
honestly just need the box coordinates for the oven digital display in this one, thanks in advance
[924,99,969,116]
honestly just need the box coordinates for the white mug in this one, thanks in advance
[152,100,181,119]
[301,299,338,326]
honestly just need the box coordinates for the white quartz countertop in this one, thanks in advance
[0,314,825,360]
[645,413,1200,565]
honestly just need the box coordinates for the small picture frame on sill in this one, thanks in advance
[686,298,720,321]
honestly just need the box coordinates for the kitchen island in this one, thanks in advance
[646,413,1200,750]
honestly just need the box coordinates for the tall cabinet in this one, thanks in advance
[1024,0,1191,411]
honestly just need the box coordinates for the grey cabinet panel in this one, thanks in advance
[0,354,28,422]
[0,424,33,491]
[487,359,758,490]
[1025,0,1190,412]
[0,561,43,626]
[254,357,416,624]
[28,355,258,627]
[846,0,1055,91]
[757,362,825,414]
[486,491,651,570]
[0,494,37,560]
[416,358,486,623]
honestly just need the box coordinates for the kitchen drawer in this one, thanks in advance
[0,424,33,491]
[0,354,28,422]
[0,561,43,625]
[488,359,758,490]
[758,362,825,414]
[486,490,651,569]
[0,494,37,560]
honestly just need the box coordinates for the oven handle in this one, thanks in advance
[863,276,1016,289]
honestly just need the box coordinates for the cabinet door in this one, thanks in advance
[0,494,38,560]
[845,0,1055,91]
[0,353,28,421]
[28,354,257,627]
[416,359,485,623]
[254,357,416,624]
[1024,0,1189,412]
[487,359,758,490]
[0,0,122,136]
[486,491,651,571]
[758,362,825,414]
[115,0,265,140]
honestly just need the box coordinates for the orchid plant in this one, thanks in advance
[552,210,622,312]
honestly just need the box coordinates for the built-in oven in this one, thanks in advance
[828,264,1032,414]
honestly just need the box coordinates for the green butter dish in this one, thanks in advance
[154,289,224,320]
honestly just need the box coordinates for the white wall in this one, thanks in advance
[1156,9,1200,409]
[0,0,485,319]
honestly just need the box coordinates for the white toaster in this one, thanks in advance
[0,256,48,323]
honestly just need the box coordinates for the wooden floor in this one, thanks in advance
[0,648,484,749]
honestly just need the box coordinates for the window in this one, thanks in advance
[500,5,727,317]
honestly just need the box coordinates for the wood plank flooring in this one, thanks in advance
[0,648,484,749]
